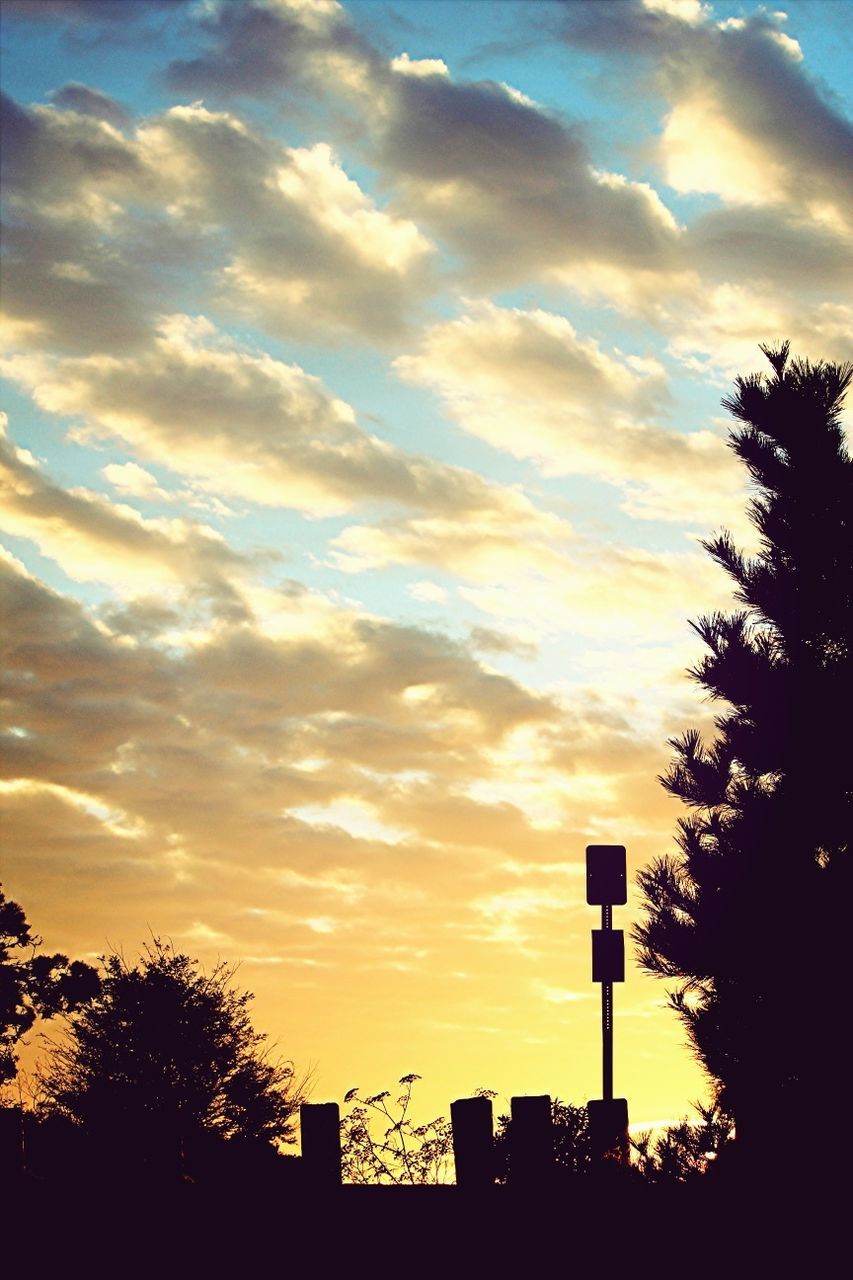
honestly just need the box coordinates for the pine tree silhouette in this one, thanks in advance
[634,343,852,1179]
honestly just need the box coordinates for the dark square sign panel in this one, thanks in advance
[592,929,625,982]
[586,845,627,905]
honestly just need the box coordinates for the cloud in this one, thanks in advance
[156,4,689,305]
[186,614,555,742]
[0,550,177,790]
[0,94,141,207]
[99,462,234,518]
[1,545,587,1017]
[137,103,436,342]
[407,580,447,605]
[371,66,684,300]
[397,300,669,425]
[686,205,853,294]
[3,536,681,960]
[2,0,793,1125]
[1,316,579,564]
[147,1,853,338]
[3,0,190,23]
[330,502,574,580]
[48,82,132,127]
[164,0,375,103]
[0,533,708,1108]
[220,140,434,342]
[150,0,684,308]
[0,545,562,904]
[8,5,844,380]
[458,542,735,643]
[0,414,249,601]
[100,462,172,503]
[0,93,436,350]
[394,301,744,525]
[665,287,853,380]
[558,1,853,231]
[660,40,853,230]
[0,94,191,355]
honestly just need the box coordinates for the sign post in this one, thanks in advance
[585,844,629,1162]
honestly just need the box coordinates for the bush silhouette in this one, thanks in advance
[37,938,305,1177]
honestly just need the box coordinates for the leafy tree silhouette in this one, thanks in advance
[37,938,306,1177]
[634,343,852,1175]
[1,883,99,1088]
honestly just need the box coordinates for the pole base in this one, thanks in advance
[587,1098,629,1164]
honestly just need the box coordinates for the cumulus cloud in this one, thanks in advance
[0,93,141,210]
[407,580,448,605]
[558,1,853,231]
[0,93,193,355]
[3,0,190,22]
[686,204,853,295]
[0,93,436,350]
[100,462,172,503]
[0,490,558,777]
[458,542,735,645]
[0,544,566,922]
[220,139,434,342]
[164,0,375,103]
[665,287,853,380]
[370,67,684,301]
[1,538,696,1015]
[330,503,574,580]
[155,1,689,305]
[1,316,580,562]
[48,82,132,127]
[0,414,249,601]
[394,302,744,525]
[137,103,435,342]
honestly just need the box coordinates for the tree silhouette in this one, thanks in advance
[631,1102,734,1182]
[37,938,305,1176]
[634,344,852,1174]
[1,883,99,1087]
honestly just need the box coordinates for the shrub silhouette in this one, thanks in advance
[37,938,305,1177]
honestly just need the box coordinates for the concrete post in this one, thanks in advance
[509,1094,553,1187]
[300,1102,342,1187]
[451,1095,494,1189]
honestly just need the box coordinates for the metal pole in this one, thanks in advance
[601,903,613,1101]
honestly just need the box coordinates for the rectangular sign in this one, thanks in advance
[592,928,625,982]
[586,844,627,905]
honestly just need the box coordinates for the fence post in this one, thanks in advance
[587,1097,629,1165]
[509,1095,553,1187]
[300,1102,342,1187]
[451,1096,494,1189]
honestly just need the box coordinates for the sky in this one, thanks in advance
[1,0,851,1137]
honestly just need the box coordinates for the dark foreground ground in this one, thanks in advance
[6,1168,845,1277]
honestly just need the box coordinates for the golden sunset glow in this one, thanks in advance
[1,0,850,1137]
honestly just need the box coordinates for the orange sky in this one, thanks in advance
[2,0,850,1135]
